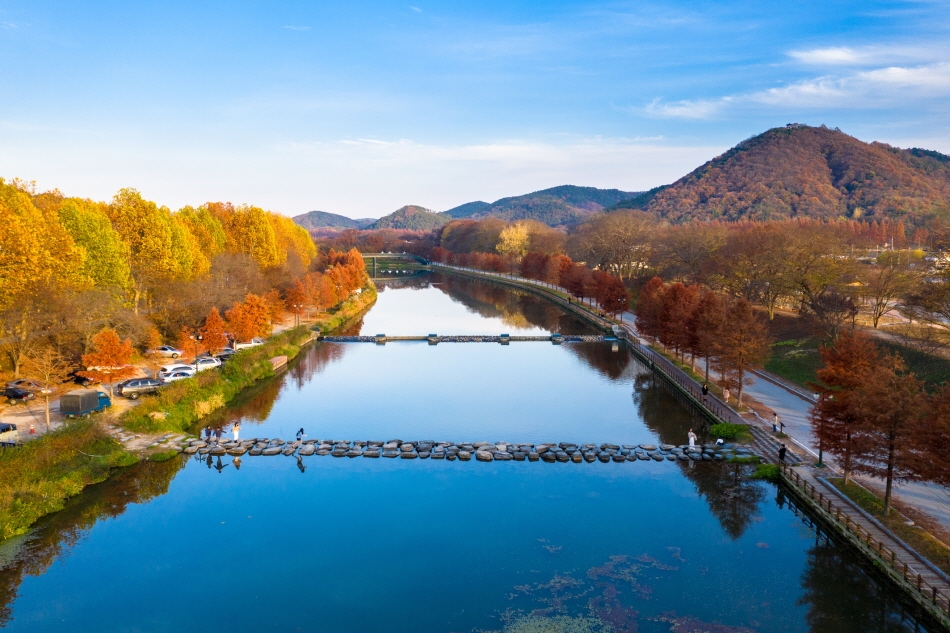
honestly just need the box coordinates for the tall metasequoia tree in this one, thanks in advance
[713,298,770,405]
[81,328,136,399]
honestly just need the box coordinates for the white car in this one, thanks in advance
[191,357,222,372]
[161,370,195,384]
[158,363,196,378]
[233,338,265,350]
[149,345,183,358]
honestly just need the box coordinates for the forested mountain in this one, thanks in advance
[445,185,638,226]
[368,205,450,230]
[444,201,490,218]
[612,124,950,224]
[292,210,375,230]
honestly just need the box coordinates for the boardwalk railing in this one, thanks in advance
[779,463,950,627]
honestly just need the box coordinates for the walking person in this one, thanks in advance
[204,426,212,442]
[213,426,223,444]
[688,429,697,448]
[772,412,779,434]
[233,422,241,442]
[778,444,787,463]
[296,428,305,442]
[701,383,709,403]
[722,388,730,403]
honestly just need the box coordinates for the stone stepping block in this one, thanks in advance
[676,454,689,461]
[431,452,445,460]
[282,447,297,456]
[249,448,263,456]
[382,450,399,458]
[527,452,540,462]
[583,453,596,463]
[612,454,626,463]
[494,452,512,461]
[475,451,493,462]
[316,449,330,456]
[637,454,650,461]
[367,441,384,447]
[330,449,347,457]
[666,455,676,461]
[400,452,417,459]
[688,453,701,461]
[473,442,491,448]
[458,451,472,461]
[555,452,569,462]
[660,444,676,451]
[263,447,282,456]
[571,453,582,463]
[541,452,557,463]
[198,447,212,455]
[363,449,381,458]
[446,453,457,461]
[639,444,657,451]
[597,454,611,463]
[535,446,550,454]
[190,441,208,448]
[651,454,664,462]
[298,445,316,456]
[227,447,247,456]
[210,446,227,456]
[383,442,399,450]
[400,443,415,452]
[418,451,430,459]
[513,452,526,461]
[183,446,199,454]
[269,439,286,446]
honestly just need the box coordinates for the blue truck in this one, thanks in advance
[60,389,112,418]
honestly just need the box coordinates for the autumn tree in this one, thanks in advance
[687,290,727,382]
[568,210,656,280]
[851,359,927,515]
[634,277,666,341]
[496,223,531,258]
[809,332,881,484]
[201,307,229,353]
[858,250,923,328]
[226,294,272,343]
[81,328,136,398]
[713,298,770,405]
[596,274,630,318]
[23,345,74,431]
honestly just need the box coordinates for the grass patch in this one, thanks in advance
[709,423,747,440]
[728,455,760,464]
[751,463,781,482]
[878,340,950,389]
[148,449,181,463]
[829,478,950,575]
[0,419,137,540]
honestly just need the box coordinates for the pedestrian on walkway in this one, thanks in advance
[688,429,697,448]
[778,444,787,463]
[701,383,709,403]
[772,412,779,433]
[233,422,241,442]
[723,388,730,403]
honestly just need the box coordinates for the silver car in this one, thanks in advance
[149,345,184,358]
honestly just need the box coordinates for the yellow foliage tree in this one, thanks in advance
[496,223,531,258]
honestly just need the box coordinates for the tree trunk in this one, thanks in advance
[736,368,744,406]
[704,354,710,382]
[883,442,895,516]
[44,393,51,431]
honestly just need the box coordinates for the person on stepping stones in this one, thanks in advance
[296,428,305,442]
[778,444,787,463]
[688,429,697,448]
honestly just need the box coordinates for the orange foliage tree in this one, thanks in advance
[201,307,229,354]
[226,294,272,342]
[81,328,136,398]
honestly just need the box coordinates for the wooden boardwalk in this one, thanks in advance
[782,463,950,627]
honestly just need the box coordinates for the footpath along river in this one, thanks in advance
[0,271,941,632]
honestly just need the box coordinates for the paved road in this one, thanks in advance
[741,370,950,530]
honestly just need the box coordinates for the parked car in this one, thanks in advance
[159,363,196,378]
[0,422,19,446]
[233,338,265,350]
[65,370,99,387]
[215,348,238,362]
[161,370,195,384]
[190,357,222,372]
[148,345,183,358]
[1,388,36,405]
[6,379,50,393]
[116,378,162,400]
[60,390,111,418]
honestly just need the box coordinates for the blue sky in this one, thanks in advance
[1,0,949,218]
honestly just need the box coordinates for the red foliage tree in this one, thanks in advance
[81,328,136,398]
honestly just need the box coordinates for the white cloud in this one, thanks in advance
[789,47,863,65]
[409,6,423,13]
[788,45,950,66]
[646,62,950,118]
[282,25,311,31]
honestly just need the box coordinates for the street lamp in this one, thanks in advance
[189,331,204,372]
[292,304,302,327]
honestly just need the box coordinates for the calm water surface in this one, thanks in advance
[0,273,937,632]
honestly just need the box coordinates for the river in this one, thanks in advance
[0,272,938,632]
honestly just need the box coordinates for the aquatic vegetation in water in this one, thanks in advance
[649,612,758,632]
[502,615,611,633]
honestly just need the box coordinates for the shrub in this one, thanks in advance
[751,463,781,482]
[709,423,747,439]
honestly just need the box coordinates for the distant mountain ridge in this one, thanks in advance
[446,185,638,226]
[292,210,376,230]
[612,124,950,223]
[368,205,450,230]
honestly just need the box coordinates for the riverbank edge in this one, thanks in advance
[121,283,378,435]
[0,283,378,543]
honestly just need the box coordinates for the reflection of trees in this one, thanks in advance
[681,461,764,540]
[0,459,184,625]
[563,343,633,382]
[633,369,765,539]
[799,535,930,632]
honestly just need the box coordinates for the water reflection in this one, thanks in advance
[0,459,183,626]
